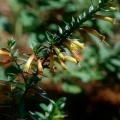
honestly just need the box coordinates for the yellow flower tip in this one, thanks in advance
[53,46,64,60]
[72,40,85,49]
[63,41,77,50]
[94,15,115,25]
[58,53,64,60]
[64,55,77,64]
[63,40,83,62]
[59,60,68,70]
[23,54,34,72]
[64,39,85,51]
[37,57,43,77]
[0,49,10,56]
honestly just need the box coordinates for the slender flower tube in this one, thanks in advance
[72,40,85,49]
[37,57,43,78]
[81,27,105,42]
[59,59,68,70]
[64,55,77,64]
[64,40,85,50]
[63,40,84,62]
[0,49,10,56]
[63,41,79,50]
[53,46,64,60]
[71,49,81,62]
[93,14,115,25]
[23,54,34,72]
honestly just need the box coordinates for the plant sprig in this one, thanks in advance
[49,0,111,45]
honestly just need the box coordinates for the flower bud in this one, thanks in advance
[63,40,80,51]
[53,46,64,60]
[94,15,115,25]
[23,54,34,72]
[37,57,43,78]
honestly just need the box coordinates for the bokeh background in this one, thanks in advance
[0,0,120,120]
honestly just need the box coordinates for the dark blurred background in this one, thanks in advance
[0,0,120,120]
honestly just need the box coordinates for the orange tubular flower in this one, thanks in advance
[37,57,43,78]
[53,46,64,60]
[23,54,34,72]
[64,55,77,64]
[81,26,105,42]
[72,40,85,49]
[63,41,78,50]
[64,39,85,50]
[63,39,85,62]
[71,49,81,62]
[0,49,10,56]
[93,14,116,25]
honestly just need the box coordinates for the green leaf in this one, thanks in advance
[37,89,55,104]
[48,103,53,112]
[56,97,66,109]
[110,59,120,67]
[8,38,16,49]
[46,32,54,43]
[35,112,45,119]
[89,5,94,12]
[40,103,49,112]
[58,26,63,34]
[62,83,81,94]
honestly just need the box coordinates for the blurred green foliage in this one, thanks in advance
[0,0,119,119]
[0,0,119,93]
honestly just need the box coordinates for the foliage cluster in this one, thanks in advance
[0,0,119,119]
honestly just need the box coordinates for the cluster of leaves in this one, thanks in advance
[29,97,66,120]
[0,38,66,119]
[0,0,119,119]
